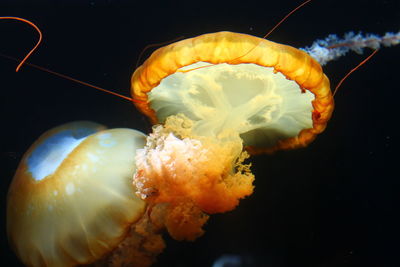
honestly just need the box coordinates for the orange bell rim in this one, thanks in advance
[131,31,334,154]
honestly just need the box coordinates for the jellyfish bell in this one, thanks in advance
[131,31,334,153]
[130,31,334,240]
[6,121,155,267]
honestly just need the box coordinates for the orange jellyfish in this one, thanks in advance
[128,31,333,241]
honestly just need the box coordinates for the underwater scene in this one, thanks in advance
[1,0,399,266]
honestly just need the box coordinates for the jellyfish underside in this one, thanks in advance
[148,62,314,144]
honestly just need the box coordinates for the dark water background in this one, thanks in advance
[1,0,399,266]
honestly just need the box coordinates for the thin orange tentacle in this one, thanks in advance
[1,17,145,103]
[136,36,185,68]
[0,52,145,103]
[333,49,379,97]
[263,0,312,39]
[0,16,42,72]
[228,0,312,64]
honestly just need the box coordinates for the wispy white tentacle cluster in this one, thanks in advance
[302,31,400,65]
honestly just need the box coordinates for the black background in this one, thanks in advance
[1,0,399,266]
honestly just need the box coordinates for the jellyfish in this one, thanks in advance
[7,121,165,267]
[126,31,335,242]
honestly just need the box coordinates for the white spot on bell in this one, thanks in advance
[66,183,75,195]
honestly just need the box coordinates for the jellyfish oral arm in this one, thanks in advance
[133,115,255,240]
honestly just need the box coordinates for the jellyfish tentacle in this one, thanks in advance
[0,16,42,72]
[333,49,379,96]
